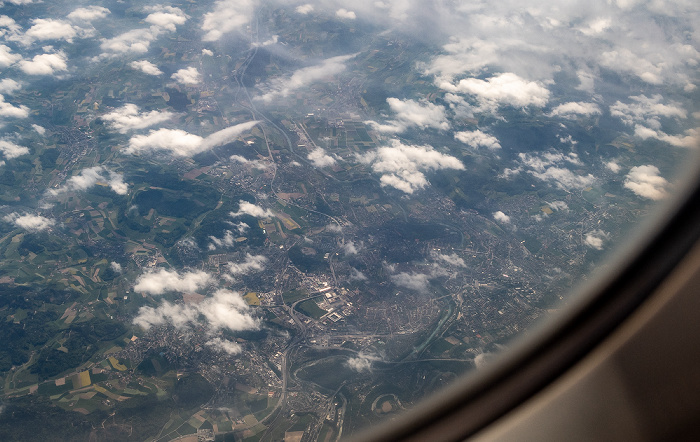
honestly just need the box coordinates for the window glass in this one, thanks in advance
[0,1,697,440]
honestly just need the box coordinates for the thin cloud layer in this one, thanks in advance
[125,121,259,156]
[133,268,213,295]
[226,253,267,275]
[259,53,356,102]
[102,104,174,133]
[202,0,256,42]
[624,165,668,200]
[357,139,464,194]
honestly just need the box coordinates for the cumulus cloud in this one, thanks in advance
[0,95,29,118]
[206,337,242,355]
[32,124,45,135]
[342,241,358,255]
[493,211,511,223]
[437,72,550,110]
[307,147,336,167]
[3,213,54,231]
[144,5,188,32]
[357,139,464,194]
[296,4,314,14]
[454,129,501,149]
[346,353,380,372]
[547,201,569,211]
[366,98,449,133]
[202,48,213,56]
[259,53,356,102]
[584,229,609,250]
[391,271,431,292]
[226,253,267,275]
[102,104,174,133]
[0,45,21,67]
[0,140,29,159]
[125,121,259,156]
[605,161,621,173]
[67,6,110,22]
[349,268,367,281]
[110,262,122,273]
[516,152,595,191]
[434,252,467,267]
[129,60,163,76]
[624,165,668,200]
[100,7,186,56]
[230,200,275,218]
[0,79,21,94]
[634,126,699,148]
[171,67,201,85]
[230,155,269,169]
[208,230,235,250]
[134,288,259,334]
[48,166,128,197]
[549,102,602,119]
[18,52,68,75]
[610,95,687,128]
[20,19,79,44]
[336,9,357,20]
[202,0,255,42]
[133,268,213,295]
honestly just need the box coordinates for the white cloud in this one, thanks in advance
[336,9,357,20]
[134,289,259,334]
[0,45,21,67]
[32,124,45,135]
[346,353,381,372]
[259,53,356,102]
[171,67,201,85]
[366,98,449,133]
[624,165,668,200]
[0,79,21,94]
[201,49,214,56]
[206,337,242,355]
[342,241,358,255]
[48,166,128,197]
[307,147,336,167]
[584,229,610,250]
[230,155,269,169]
[102,104,174,133]
[0,140,28,159]
[610,95,687,127]
[21,19,79,44]
[454,129,501,149]
[208,230,235,250]
[0,95,29,118]
[547,201,569,211]
[634,125,699,148]
[3,213,54,231]
[517,152,595,191]
[230,200,274,218]
[134,268,213,295]
[125,121,259,156]
[605,161,621,173]
[296,4,314,14]
[550,102,602,119]
[434,252,467,267]
[493,211,511,223]
[129,60,163,76]
[437,72,549,109]
[391,271,431,292]
[144,5,188,32]
[67,6,110,22]
[349,268,367,281]
[110,262,122,273]
[202,0,256,42]
[357,139,464,194]
[226,253,267,275]
[18,52,68,76]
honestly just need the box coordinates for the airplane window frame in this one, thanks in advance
[351,155,700,442]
